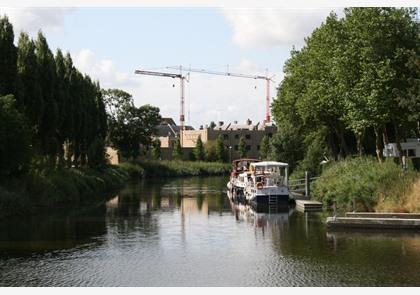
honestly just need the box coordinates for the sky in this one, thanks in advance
[0,7,342,128]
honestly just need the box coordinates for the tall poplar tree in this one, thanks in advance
[35,31,59,160]
[194,135,205,161]
[238,136,247,158]
[16,32,43,138]
[0,16,17,96]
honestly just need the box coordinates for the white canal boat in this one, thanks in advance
[227,158,260,201]
[243,161,289,211]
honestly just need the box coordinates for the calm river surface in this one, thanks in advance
[0,176,419,287]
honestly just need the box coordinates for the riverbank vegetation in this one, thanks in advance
[270,8,420,212]
[120,160,231,178]
[270,8,419,177]
[0,15,162,217]
[312,157,420,212]
[0,166,129,218]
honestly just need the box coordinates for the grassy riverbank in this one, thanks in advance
[312,157,420,213]
[0,160,230,219]
[0,166,129,218]
[120,160,231,178]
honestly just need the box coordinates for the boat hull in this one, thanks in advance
[249,194,289,211]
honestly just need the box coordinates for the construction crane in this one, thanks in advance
[167,65,275,123]
[134,69,189,146]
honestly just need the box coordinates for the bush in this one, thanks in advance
[119,162,145,178]
[0,165,130,219]
[133,160,231,178]
[312,157,420,212]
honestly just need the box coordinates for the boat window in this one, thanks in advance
[405,149,416,157]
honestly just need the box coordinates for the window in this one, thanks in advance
[257,145,260,150]
[268,133,273,138]
[405,149,416,157]
[245,134,251,140]
[223,134,229,140]
[246,145,251,151]
[234,134,239,139]
[234,145,238,151]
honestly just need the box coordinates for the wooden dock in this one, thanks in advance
[295,200,323,212]
[345,212,420,219]
[327,214,420,230]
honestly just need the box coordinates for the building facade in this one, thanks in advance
[157,118,277,160]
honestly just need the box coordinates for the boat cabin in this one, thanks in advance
[231,158,260,177]
[249,161,289,188]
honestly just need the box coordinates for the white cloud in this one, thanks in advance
[73,49,138,90]
[0,7,74,36]
[222,8,341,48]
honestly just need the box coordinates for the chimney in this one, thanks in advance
[199,125,203,130]
[246,119,252,125]
[234,120,238,124]
[218,121,224,126]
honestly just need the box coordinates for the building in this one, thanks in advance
[156,118,277,160]
[155,117,195,160]
[383,138,420,158]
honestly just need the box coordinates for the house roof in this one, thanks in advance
[156,124,194,137]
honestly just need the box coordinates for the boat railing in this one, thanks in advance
[288,172,321,197]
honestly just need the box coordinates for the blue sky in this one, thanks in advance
[1,7,337,127]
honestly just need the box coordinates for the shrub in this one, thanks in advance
[134,160,230,178]
[312,156,420,212]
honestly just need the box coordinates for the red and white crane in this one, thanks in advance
[134,65,275,146]
[167,65,275,123]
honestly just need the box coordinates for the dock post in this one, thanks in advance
[305,171,310,198]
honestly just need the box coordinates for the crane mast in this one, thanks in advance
[167,66,274,123]
[134,69,187,146]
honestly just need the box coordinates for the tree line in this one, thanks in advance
[0,15,109,176]
[168,133,271,163]
[270,7,419,176]
[0,15,161,177]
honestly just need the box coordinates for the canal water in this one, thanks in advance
[0,176,419,287]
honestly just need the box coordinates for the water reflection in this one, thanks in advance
[0,205,107,255]
[0,176,420,286]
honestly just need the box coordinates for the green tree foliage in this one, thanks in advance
[0,16,17,96]
[204,140,217,162]
[194,135,205,161]
[0,18,109,170]
[35,32,59,161]
[87,136,108,169]
[103,89,161,160]
[151,138,161,160]
[16,32,43,137]
[0,95,31,177]
[238,136,247,158]
[215,135,227,162]
[259,135,270,160]
[172,137,183,160]
[272,7,420,175]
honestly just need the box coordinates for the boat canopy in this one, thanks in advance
[232,158,260,164]
[250,161,288,168]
